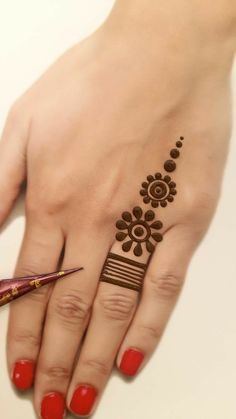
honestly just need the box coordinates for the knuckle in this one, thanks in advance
[82,358,110,376]
[26,187,69,218]
[137,323,163,341]
[147,271,184,300]
[182,186,218,222]
[7,102,24,126]
[96,292,136,322]
[39,364,71,380]
[13,329,41,348]
[14,266,50,302]
[52,292,91,326]
[15,265,40,278]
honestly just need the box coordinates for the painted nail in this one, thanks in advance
[41,392,65,419]
[12,360,35,390]
[120,348,144,376]
[70,384,97,416]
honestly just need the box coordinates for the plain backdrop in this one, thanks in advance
[0,1,235,419]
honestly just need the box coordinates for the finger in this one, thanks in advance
[66,209,157,416]
[0,106,28,225]
[116,224,198,376]
[7,218,64,391]
[33,227,111,419]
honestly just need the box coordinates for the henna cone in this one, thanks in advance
[0,267,83,307]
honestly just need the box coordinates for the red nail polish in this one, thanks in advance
[41,392,65,419]
[70,384,97,416]
[120,348,144,376]
[12,360,35,390]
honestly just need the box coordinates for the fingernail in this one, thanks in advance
[12,360,35,390]
[41,392,65,419]
[120,348,144,376]
[70,384,97,416]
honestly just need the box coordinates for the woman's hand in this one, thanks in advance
[1,2,235,417]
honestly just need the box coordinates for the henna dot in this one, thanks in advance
[143,196,151,204]
[151,220,163,229]
[160,201,167,207]
[145,210,155,221]
[170,148,180,159]
[140,189,146,196]
[180,136,184,140]
[146,241,155,253]
[167,196,174,202]
[169,181,176,188]
[122,211,132,222]
[152,233,163,242]
[164,159,176,172]
[142,182,148,188]
[176,140,182,148]
[116,232,127,241]
[155,172,162,179]
[151,201,159,208]
[134,226,144,237]
[134,242,142,257]
[116,220,127,230]
[170,188,177,195]
[133,206,143,219]
[147,175,154,182]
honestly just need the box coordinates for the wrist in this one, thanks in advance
[100,0,236,65]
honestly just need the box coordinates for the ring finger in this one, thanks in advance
[67,206,164,416]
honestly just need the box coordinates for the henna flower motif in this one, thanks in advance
[140,173,177,208]
[115,206,163,257]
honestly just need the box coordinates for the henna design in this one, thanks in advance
[163,136,184,172]
[140,173,176,208]
[100,252,147,292]
[99,136,185,291]
[115,206,163,257]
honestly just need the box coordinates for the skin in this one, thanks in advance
[1,0,236,417]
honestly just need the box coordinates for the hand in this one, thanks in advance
[1,3,235,417]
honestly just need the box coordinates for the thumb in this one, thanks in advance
[0,106,28,225]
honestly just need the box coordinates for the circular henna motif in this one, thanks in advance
[115,206,163,256]
[140,173,177,208]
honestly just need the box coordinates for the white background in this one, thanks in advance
[0,1,235,418]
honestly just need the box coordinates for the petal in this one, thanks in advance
[142,182,148,188]
[122,211,132,222]
[146,240,155,253]
[150,220,163,230]
[164,175,171,183]
[140,189,147,196]
[160,201,167,207]
[151,201,158,208]
[122,240,133,252]
[116,220,128,230]
[145,210,155,221]
[147,175,154,182]
[116,232,127,241]
[152,232,163,242]
[133,206,143,220]
[155,172,162,179]
[134,242,142,257]
[167,196,174,202]
[143,196,151,204]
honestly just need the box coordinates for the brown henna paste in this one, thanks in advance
[99,136,185,291]
[100,252,147,292]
